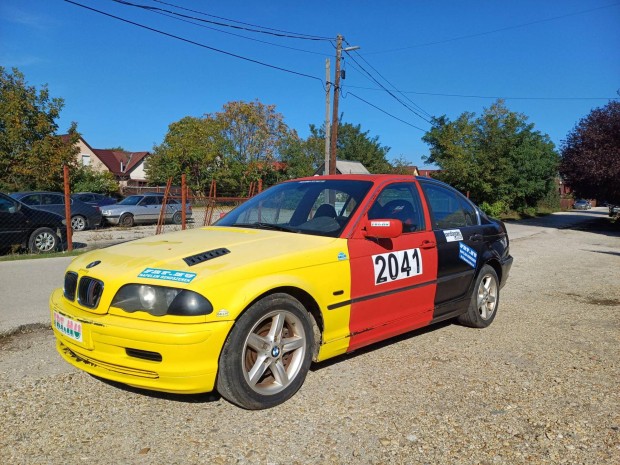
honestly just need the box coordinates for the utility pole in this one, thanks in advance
[329,34,343,175]
[324,58,331,175]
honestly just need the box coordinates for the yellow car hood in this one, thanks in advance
[69,226,344,288]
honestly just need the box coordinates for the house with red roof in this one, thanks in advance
[68,136,151,188]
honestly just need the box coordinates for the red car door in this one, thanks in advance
[347,181,438,352]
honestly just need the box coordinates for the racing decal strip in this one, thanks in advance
[328,279,436,310]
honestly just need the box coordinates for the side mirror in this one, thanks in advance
[363,218,402,239]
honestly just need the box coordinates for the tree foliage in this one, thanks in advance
[559,101,620,204]
[422,100,559,211]
[308,120,392,173]
[0,67,78,192]
[146,115,228,194]
[72,167,119,195]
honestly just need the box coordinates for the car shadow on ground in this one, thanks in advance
[92,375,223,404]
[310,319,454,372]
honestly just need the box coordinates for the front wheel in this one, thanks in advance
[458,264,500,328]
[172,211,182,225]
[216,294,313,409]
[28,227,59,253]
[71,215,87,231]
[119,213,134,227]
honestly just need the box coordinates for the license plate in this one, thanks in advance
[54,311,83,343]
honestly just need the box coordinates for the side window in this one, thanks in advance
[367,183,425,233]
[42,194,64,205]
[0,196,17,212]
[21,195,40,206]
[420,183,478,229]
[140,196,158,206]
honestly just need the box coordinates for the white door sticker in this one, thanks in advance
[372,248,423,285]
[444,229,463,242]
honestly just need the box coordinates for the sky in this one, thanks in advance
[1,0,619,169]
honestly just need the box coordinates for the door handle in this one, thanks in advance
[470,233,483,242]
[420,240,436,249]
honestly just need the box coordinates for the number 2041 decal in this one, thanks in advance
[373,248,423,285]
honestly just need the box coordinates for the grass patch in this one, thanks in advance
[0,249,87,262]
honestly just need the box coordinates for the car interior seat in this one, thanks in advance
[314,203,337,219]
[381,199,418,232]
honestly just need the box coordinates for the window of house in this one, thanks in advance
[81,154,91,166]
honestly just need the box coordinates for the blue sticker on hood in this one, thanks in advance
[138,268,197,284]
[338,252,348,261]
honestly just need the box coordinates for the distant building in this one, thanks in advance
[314,160,370,175]
[63,135,150,188]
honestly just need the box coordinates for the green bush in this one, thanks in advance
[480,200,509,218]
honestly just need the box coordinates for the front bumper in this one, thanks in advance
[50,288,234,394]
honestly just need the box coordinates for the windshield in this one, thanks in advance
[118,195,142,206]
[215,179,373,237]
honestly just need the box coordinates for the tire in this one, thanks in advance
[172,211,182,225]
[119,213,134,227]
[458,264,499,328]
[71,215,87,231]
[216,293,314,410]
[28,227,59,254]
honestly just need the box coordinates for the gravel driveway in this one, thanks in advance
[1,218,619,464]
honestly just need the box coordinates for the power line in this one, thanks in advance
[344,39,432,119]
[110,0,332,41]
[342,50,433,124]
[345,92,427,132]
[151,0,332,40]
[65,0,325,85]
[129,3,332,56]
[364,2,620,55]
[345,85,619,101]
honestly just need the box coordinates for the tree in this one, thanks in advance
[215,100,292,163]
[423,100,559,211]
[0,67,78,192]
[145,115,228,194]
[559,101,620,204]
[72,167,119,195]
[307,119,392,173]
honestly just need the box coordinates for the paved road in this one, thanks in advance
[0,207,609,336]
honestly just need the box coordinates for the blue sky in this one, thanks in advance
[2,0,619,168]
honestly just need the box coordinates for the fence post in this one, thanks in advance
[181,173,187,230]
[63,165,73,252]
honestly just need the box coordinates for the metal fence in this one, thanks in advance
[0,169,260,258]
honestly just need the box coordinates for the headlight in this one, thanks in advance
[111,284,213,316]
[61,219,67,225]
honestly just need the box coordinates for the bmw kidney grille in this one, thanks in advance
[77,276,104,309]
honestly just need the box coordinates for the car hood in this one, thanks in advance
[69,226,344,288]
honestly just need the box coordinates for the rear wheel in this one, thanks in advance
[216,294,313,409]
[458,264,499,328]
[172,211,182,225]
[119,213,134,227]
[71,215,87,231]
[28,227,59,253]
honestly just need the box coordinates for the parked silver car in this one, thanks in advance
[573,199,592,210]
[101,193,192,227]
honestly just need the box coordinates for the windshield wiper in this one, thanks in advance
[233,223,299,233]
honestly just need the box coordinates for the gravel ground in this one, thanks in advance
[1,220,619,464]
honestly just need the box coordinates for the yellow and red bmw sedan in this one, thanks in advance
[50,175,513,409]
